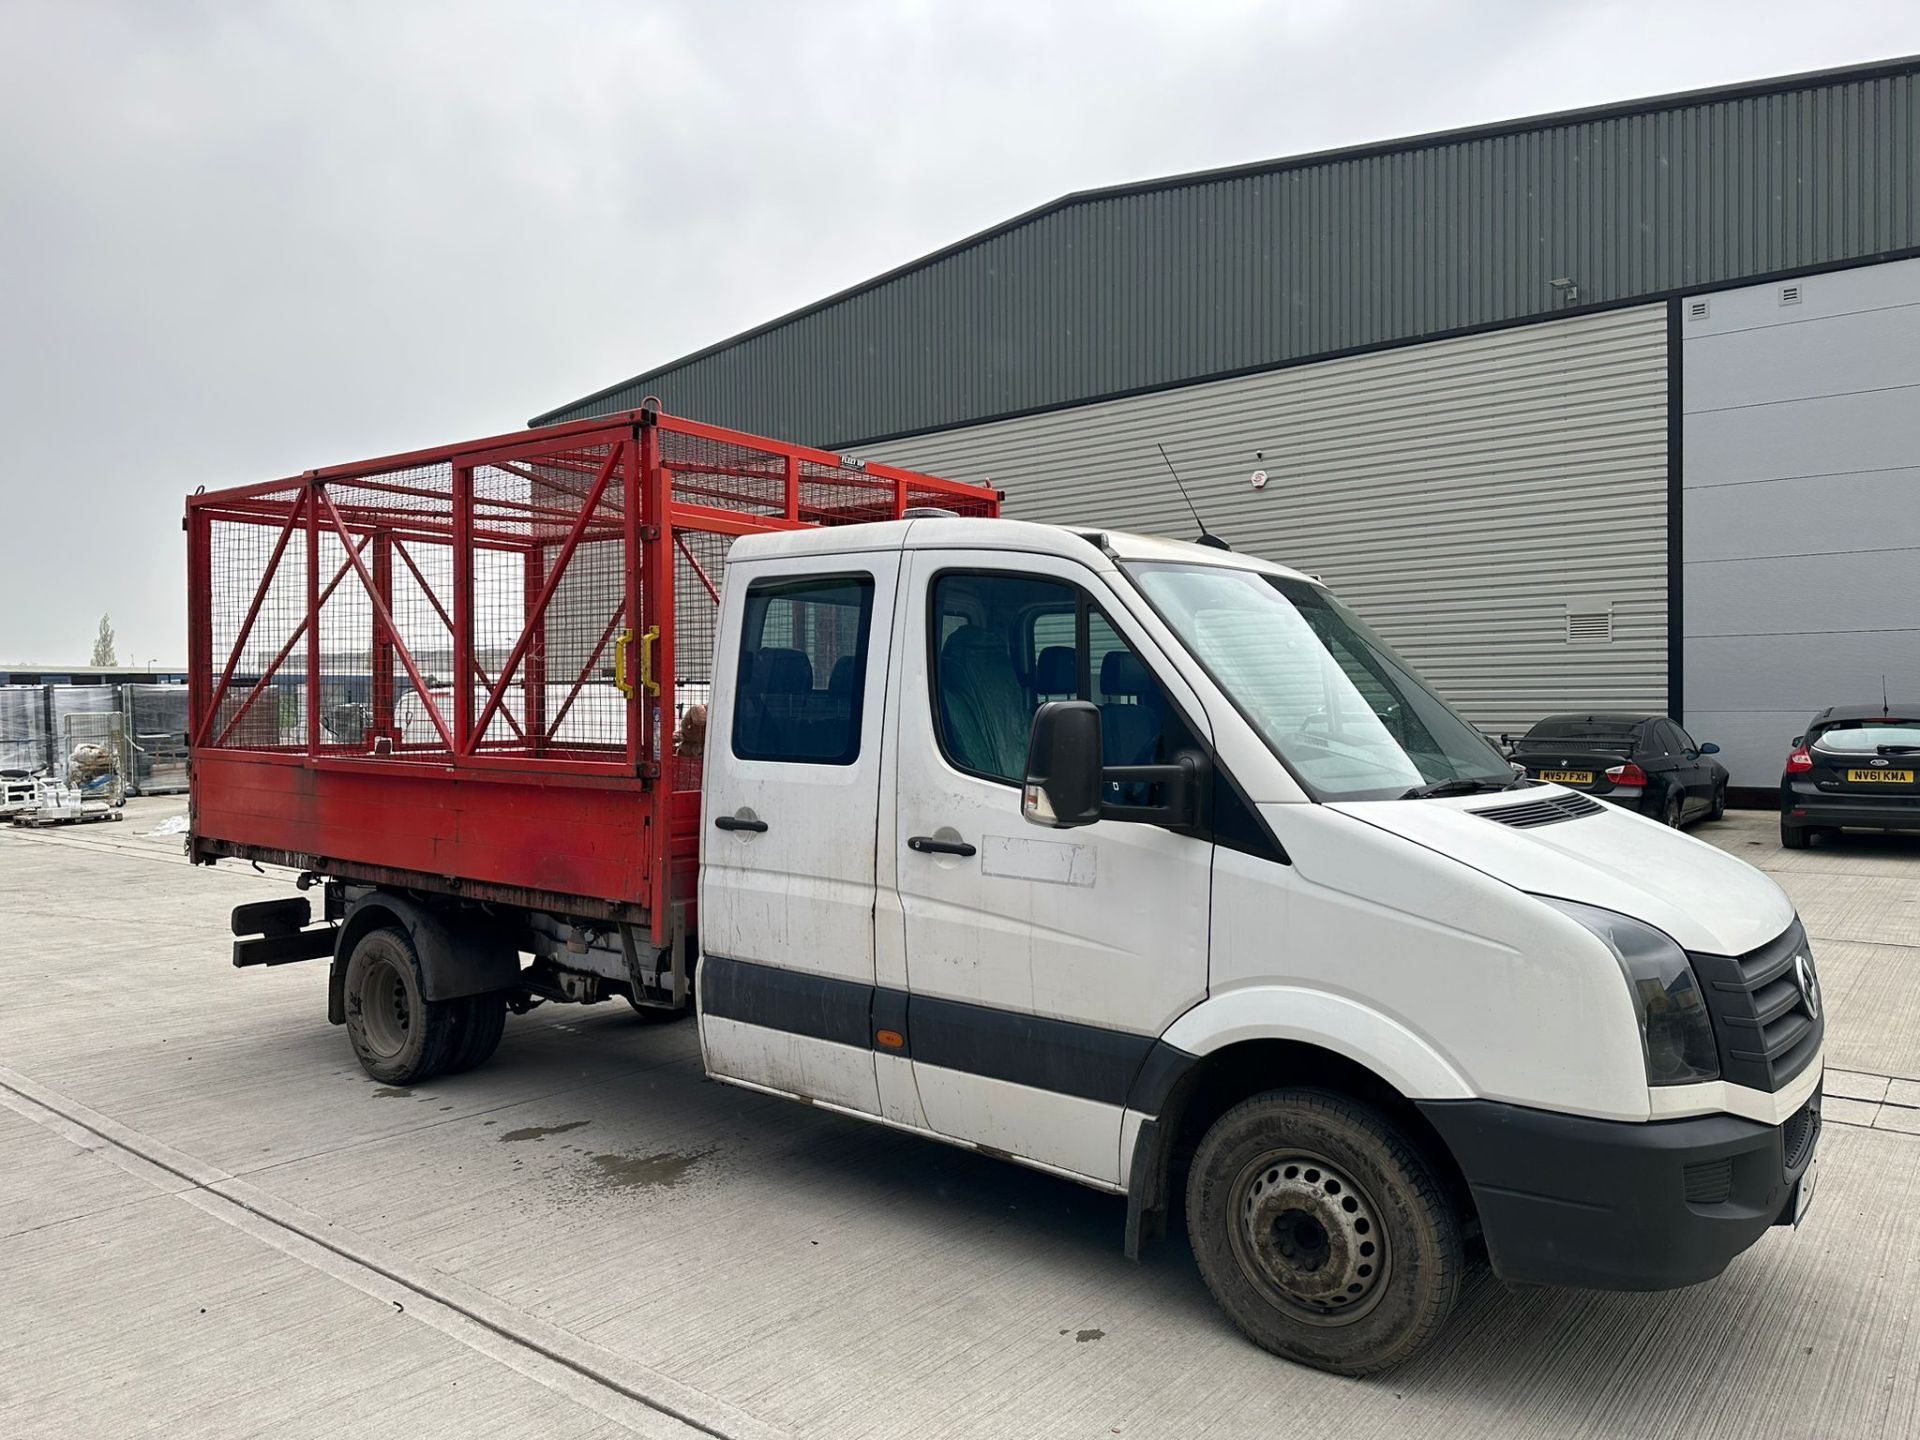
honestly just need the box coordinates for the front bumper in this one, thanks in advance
[1417,1085,1821,1291]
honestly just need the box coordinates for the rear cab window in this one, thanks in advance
[731,574,875,765]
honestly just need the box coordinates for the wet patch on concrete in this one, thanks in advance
[499,1120,590,1143]
[1074,1329,1105,1343]
[371,1087,413,1099]
[585,1148,708,1190]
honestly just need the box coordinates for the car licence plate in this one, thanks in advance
[1538,770,1593,784]
[1793,1155,1818,1227]
[1846,768,1914,784]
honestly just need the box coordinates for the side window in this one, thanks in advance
[1670,722,1698,754]
[931,573,1075,783]
[1645,722,1674,756]
[929,572,1187,787]
[731,574,874,765]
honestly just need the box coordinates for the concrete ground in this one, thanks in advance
[3,798,1918,1440]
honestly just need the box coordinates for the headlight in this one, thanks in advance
[1539,898,1720,1086]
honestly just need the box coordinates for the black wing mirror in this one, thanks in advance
[1022,700,1204,830]
[1022,701,1103,828]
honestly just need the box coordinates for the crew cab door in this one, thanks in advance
[889,550,1213,1186]
[698,552,898,1117]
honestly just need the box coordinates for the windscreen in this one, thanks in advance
[1124,562,1512,801]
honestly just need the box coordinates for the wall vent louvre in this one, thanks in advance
[1688,299,1710,320]
[1567,609,1614,644]
[1779,284,1803,306]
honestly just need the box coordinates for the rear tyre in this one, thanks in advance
[1781,820,1809,850]
[1663,792,1685,828]
[343,925,462,1086]
[442,993,507,1074]
[1186,1089,1462,1376]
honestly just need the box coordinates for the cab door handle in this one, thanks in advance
[907,835,976,857]
[715,815,768,833]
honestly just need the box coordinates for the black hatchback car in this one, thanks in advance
[1507,713,1729,826]
[1781,704,1920,848]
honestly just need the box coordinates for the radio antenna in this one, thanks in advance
[1156,443,1229,550]
[1884,673,1891,718]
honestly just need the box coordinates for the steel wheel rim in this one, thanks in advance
[1227,1148,1391,1326]
[359,955,411,1059]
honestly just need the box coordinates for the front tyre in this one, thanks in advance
[343,925,463,1085]
[1187,1089,1462,1376]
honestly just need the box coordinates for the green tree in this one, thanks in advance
[90,613,116,667]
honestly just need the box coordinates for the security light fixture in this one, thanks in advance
[1549,276,1581,307]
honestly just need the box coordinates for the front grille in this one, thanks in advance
[1782,1093,1821,1172]
[1682,1157,1733,1205]
[1470,792,1606,828]
[1690,920,1824,1093]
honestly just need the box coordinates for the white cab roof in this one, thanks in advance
[727,517,1318,585]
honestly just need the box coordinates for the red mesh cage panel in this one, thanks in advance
[188,409,997,929]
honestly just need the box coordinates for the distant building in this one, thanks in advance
[0,665,187,686]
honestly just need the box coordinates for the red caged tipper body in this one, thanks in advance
[186,408,998,957]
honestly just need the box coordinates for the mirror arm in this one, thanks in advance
[1098,754,1204,826]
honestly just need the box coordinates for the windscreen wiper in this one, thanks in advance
[1879,744,1920,755]
[1399,778,1510,800]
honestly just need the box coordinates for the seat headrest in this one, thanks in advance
[1033,645,1077,694]
[752,648,813,695]
[939,624,1008,666]
[1100,649,1152,698]
[827,654,859,699]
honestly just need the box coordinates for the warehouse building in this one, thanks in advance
[537,56,1920,796]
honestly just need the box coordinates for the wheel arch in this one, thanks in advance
[326,889,520,1025]
[1123,998,1477,1261]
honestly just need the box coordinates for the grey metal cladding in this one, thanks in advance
[535,59,1919,445]
[878,305,1671,738]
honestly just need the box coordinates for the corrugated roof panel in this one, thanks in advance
[537,59,1919,447]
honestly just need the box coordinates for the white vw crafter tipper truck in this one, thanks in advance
[693,517,1821,1374]
[215,500,1824,1375]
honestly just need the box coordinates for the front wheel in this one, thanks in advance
[1709,784,1727,821]
[1186,1089,1463,1375]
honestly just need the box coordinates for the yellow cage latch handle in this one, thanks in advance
[639,625,661,697]
[615,625,661,699]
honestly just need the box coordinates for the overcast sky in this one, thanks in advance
[2,0,1916,664]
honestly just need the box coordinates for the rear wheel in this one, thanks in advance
[442,993,507,1074]
[1662,792,1685,828]
[1186,1089,1462,1375]
[343,925,462,1086]
[1781,820,1809,849]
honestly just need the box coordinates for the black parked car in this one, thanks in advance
[1780,703,1920,848]
[1506,713,1729,827]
